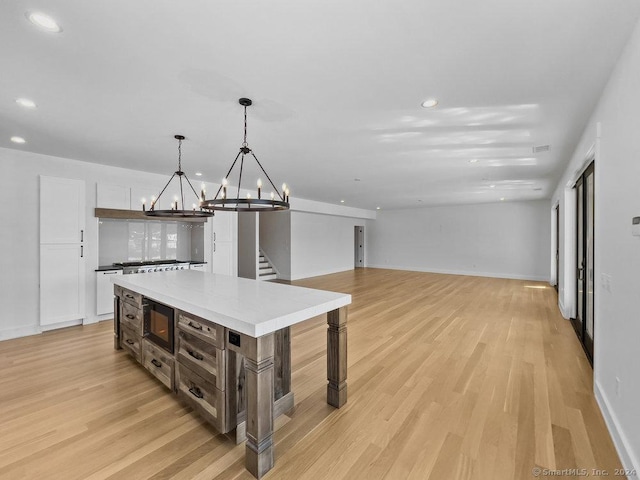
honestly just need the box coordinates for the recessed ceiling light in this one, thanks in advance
[26,11,62,32]
[16,98,37,109]
[195,172,202,176]
[11,136,26,144]
[376,207,381,210]
[500,197,505,201]
[421,99,438,108]
[340,200,345,203]
[469,159,478,163]
[490,184,496,188]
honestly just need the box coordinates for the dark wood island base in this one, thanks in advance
[112,274,350,479]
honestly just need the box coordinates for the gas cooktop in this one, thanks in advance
[113,260,191,274]
[113,260,187,268]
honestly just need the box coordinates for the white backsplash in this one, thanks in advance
[99,219,204,265]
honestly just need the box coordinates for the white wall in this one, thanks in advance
[0,147,215,340]
[289,212,371,280]
[367,200,551,281]
[551,17,640,472]
[259,211,291,279]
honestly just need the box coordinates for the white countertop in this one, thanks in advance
[113,270,351,337]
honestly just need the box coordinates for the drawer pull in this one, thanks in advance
[125,339,135,345]
[151,359,162,368]
[188,349,204,361]
[125,314,135,320]
[125,294,134,299]
[187,321,202,331]
[189,386,204,399]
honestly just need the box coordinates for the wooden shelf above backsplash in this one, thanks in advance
[95,208,209,223]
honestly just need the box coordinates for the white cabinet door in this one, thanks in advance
[212,242,234,275]
[96,183,131,209]
[212,211,236,242]
[96,270,122,315]
[40,244,85,325]
[40,176,85,244]
[40,176,86,328]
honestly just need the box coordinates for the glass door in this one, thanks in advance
[584,167,595,358]
[555,204,559,292]
[573,163,594,363]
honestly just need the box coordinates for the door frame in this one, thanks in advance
[572,162,595,364]
[354,226,364,268]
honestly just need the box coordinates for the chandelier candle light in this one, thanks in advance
[144,135,213,218]
[200,98,290,212]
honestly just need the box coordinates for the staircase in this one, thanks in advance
[258,250,277,281]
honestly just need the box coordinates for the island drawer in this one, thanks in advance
[121,288,143,309]
[142,339,174,390]
[177,330,226,390]
[120,324,141,362]
[121,301,143,334]
[114,285,123,298]
[177,364,227,433]
[176,310,224,348]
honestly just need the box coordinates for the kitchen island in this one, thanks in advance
[112,270,350,479]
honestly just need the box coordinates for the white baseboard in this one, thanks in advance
[41,319,82,332]
[559,297,571,319]
[595,381,638,475]
[84,314,112,325]
[366,264,548,282]
[0,324,41,342]
[291,267,354,281]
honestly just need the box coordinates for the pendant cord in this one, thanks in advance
[243,105,248,147]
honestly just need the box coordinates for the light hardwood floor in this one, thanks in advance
[0,269,621,479]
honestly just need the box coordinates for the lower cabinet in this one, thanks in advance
[120,324,142,362]
[176,363,227,433]
[96,270,122,315]
[114,288,285,437]
[142,339,175,390]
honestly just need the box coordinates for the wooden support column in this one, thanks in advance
[244,333,275,479]
[327,306,348,408]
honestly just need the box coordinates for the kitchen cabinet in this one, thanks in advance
[212,242,234,275]
[96,183,131,210]
[206,211,237,276]
[41,176,85,244]
[211,211,235,242]
[112,272,350,479]
[96,270,122,315]
[40,244,85,326]
[40,176,86,328]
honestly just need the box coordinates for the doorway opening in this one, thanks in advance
[354,226,364,268]
[572,162,594,364]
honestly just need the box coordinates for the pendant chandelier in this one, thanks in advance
[200,98,290,212]
[144,135,213,218]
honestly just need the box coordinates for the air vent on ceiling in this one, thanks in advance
[533,144,550,153]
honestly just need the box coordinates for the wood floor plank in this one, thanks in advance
[0,268,623,479]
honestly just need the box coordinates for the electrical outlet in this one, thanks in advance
[616,377,621,398]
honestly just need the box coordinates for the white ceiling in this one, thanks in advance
[2,0,640,210]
